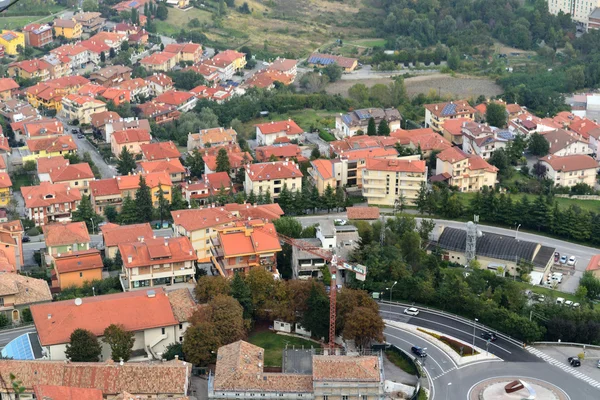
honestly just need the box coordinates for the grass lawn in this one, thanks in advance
[385,350,418,375]
[10,173,35,191]
[241,109,341,138]
[247,331,319,367]
[455,192,600,214]
[346,38,386,48]
[0,14,57,30]
[513,281,579,302]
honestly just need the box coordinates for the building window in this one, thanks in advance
[362,396,367,400]
[342,396,348,400]
[161,328,166,335]
[79,272,83,278]
[0,297,4,307]
[179,323,183,329]
[323,396,328,400]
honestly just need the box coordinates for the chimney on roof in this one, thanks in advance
[127,255,132,263]
[47,314,52,319]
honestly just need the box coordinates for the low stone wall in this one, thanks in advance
[554,194,600,200]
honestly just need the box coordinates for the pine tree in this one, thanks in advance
[256,191,264,205]
[118,195,138,224]
[117,146,136,175]
[278,183,292,214]
[171,185,188,210]
[65,329,102,362]
[216,148,231,173]
[72,195,103,233]
[186,149,205,178]
[377,120,390,136]
[310,185,321,213]
[155,188,169,225]
[217,184,229,205]
[323,184,336,212]
[135,176,154,223]
[415,183,429,215]
[247,190,256,204]
[264,191,272,204]
[335,187,345,212]
[230,273,253,319]
[367,117,377,136]
[302,283,329,340]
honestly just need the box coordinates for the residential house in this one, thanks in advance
[508,112,558,137]
[269,58,298,79]
[36,156,69,182]
[335,108,402,137]
[90,110,120,133]
[140,51,179,72]
[254,144,307,163]
[50,43,91,70]
[224,202,284,221]
[212,49,247,71]
[21,182,82,226]
[52,18,82,39]
[48,162,94,195]
[23,24,53,48]
[185,63,220,85]
[180,172,235,205]
[0,99,39,124]
[14,119,64,142]
[245,69,294,89]
[115,172,173,207]
[135,101,181,124]
[460,121,515,159]
[362,158,427,207]
[52,249,103,291]
[434,147,498,192]
[119,236,197,290]
[111,128,152,157]
[569,118,600,159]
[0,172,11,207]
[22,136,77,163]
[203,148,252,175]
[0,220,25,271]
[424,100,476,133]
[309,159,336,195]
[114,22,139,35]
[543,128,592,156]
[172,207,237,264]
[114,77,150,100]
[440,117,473,145]
[187,127,237,152]
[0,30,25,55]
[145,73,174,96]
[89,178,118,213]
[164,42,203,64]
[42,221,90,258]
[255,119,303,146]
[101,222,154,259]
[391,128,452,157]
[90,65,132,87]
[139,158,186,183]
[73,11,105,33]
[60,94,106,124]
[189,85,234,103]
[0,359,191,398]
[0,274,52,323]
[335,146,399,187]
[329,135,400,155]
[586,255,600,279]
[539,154,599,188]
[30,288,195,360]
[312,355,384,399]
[307,53,358,71]
[244,161,303,199]
[141,140,181,161]
[154,90,197,112]
[211,221,281,278]
[104,117,151,143]
[88,31,127,51]
[200,59,234,81]
[8,59,53,82]
[0,78,17,101]
[99,87,131,106]
[41,52,71,79]
[25,76,90,111]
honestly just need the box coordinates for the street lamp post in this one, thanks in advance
[472,318,478,355]
[390,281,397,312]
[515,223,522,241]
[445,382,452,400]
[89,218,95,235]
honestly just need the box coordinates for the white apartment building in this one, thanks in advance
[362,157,427,206]
[244,161,303,199]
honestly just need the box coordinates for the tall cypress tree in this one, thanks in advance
[367,117,377,136]
[377,120,390,136]
[216,148,231,173]
[135,176,154,223]
[119,195,138,224]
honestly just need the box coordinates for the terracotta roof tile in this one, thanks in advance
[218,222,281,256]
[312,355,380,381]
[101,223,154,247]
[31,288,179,346]
[223,203,284,221]
[90,178,120,197]
[188,127,237,146]
[311,159,334,180]
[365,157,426,173]
[424,100,476,119]
[26,136,77,153]
[145,73,173,87]
[308,53,357,69]
[90,111,121,128]
[33,385,103,400]
[119,236,196,269]
[49,162,94,183]
[141,141,180,161]
[0,173,11,189]
[22,182,81,209]
[0,78,18,93]
[140,51,177,66]
[245,161,303,181]
[346,206,380,220]
[42,221,90,247]
[139,158,185,174]
[167,288,197,322]
[203,150,251,171]
[441,117,473,136]
[255,144,303,162]
[154,90,195,106]
[540,154,599,173]
[212,49,245,64]
[0,274,51,305]
[587,255,600,272]
[112,128,151,144]
[54,249,103,274]
[255,119,303,136]
[171,207,236,232]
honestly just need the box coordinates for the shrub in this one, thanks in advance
[318,129,335,142]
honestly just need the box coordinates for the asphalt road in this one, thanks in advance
[297,213,597,293]
[0,325,36,347]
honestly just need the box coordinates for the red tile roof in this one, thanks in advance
[269,58,297,72]
[10,59,52,74]
[49,162,94,183]
[36,158,70,176]
[312,355,380,381]
[26,136,77,153]
[90,178,120,197]
[255,144,304,162]
[540,154,599,173]
[119,236,196,269]
[308,53,357,69]
[34,385,103,400]
[63,93,105,107]
[245,161,303,181]
[311,159,334,180]
[171,207,236,232]
[90,111,121,128]
[202,171,232,191]
[22,182,81,209]
[407,132,452,152]
[112,128,151,144]
[338,146,398,161]
[101,223,154,247]
[77,83,107,97]
[203,150,252,171]
[42,221,90,247]
[0,78,18,93]
[425,100,476,119]
[140,51,177,65]
[255,119,303,136]
[586,255,600,272]
[223,203,284,221]
[219,223,281,256]
[154,90,195,106]
[22,119,64,138]
[144,73,173,88]
[442,117,473,136]
[54,249,103,274]
[212,49,245,64]
[437,147,498,172]
[31,288,179,346]
[115,172,172,191]
[346,206,380,220]
[0,173,12,189]
[365,157,426,173]
[141,140,180,161]
[114,77,147,92]
[164,42,202,55]
[139,158,186,174]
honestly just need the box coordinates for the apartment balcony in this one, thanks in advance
[362,173,386,180]
[362,181,386,189]
[363,189,386,198]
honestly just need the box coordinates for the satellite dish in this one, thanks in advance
[74,298,83,306]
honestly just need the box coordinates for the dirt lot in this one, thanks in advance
[326,73,503,99]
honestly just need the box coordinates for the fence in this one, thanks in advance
[554,194,600,200]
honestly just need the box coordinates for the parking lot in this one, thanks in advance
[536,345,600,381]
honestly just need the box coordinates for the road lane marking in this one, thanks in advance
[385,326,458,371]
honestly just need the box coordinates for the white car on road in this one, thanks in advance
[404,307,419,316]
[567,256,577,266]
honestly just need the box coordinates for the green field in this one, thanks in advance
[248,331,319,367]
[0,14,56,30]
[513,281,578,303]
[347,38,386,48]
[456,192,600,214]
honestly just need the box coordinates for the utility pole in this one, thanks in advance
[379,215,385,246]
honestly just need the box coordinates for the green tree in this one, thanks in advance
[9,373,25,399]
[186,148,205,178]
[486,103,507,128]
[311,147,321,159]
[377,120,390,136]
[156,3,169,20]
[195,276,231,302]
[135,176,153,223]
[104,205,118,223]
[417,219,435,245]
[278,183,293,214]
[118,194,138,224]
[65,328,102,362]
[579,271,600,300]
[323,63,343,82]
[163,342,185,361]
[209,295,246,344]
[528,133,550,156]
[273,217,303,238]
[183,321,221,366]
[103,324,135,362]
[322,184,336,212]
[367,117,377,136]
[342,306,384,349]
[0,313,9,328]
[230,273,254,319]
[117,146,136,175]
[302,283,329,340]
[171,185,188,211]
[447,48,460,70]
[72,195,103,233]
[215,148,231,173]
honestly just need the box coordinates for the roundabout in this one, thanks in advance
[467,376,571,400]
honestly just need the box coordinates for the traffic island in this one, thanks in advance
[468,377,569,400]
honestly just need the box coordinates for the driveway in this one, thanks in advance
[304,132,330,156]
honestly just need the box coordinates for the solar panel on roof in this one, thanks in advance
[441,103,457,116]
[355,109,372,120]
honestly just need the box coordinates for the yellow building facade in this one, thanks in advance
[0,30,25,55]
[52,19,82,39]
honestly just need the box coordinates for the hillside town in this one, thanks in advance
[0,0,599,399]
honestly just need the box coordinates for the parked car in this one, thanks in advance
[77,134,84,139]
[567,256,577,266]
[22,236,30,243]
[411,346,427,357]
[404,307,419,316]
[560,255,568,264]
[597,359,600,369]
[481,332,498,341]
[556,297,565,305]
[568,356,581,367]
[334,219,347,226]
[565,300,573,307]
[573,302,580,308]
[71,128,78,134]
[536,294,546,302]
[554,252,560,262]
